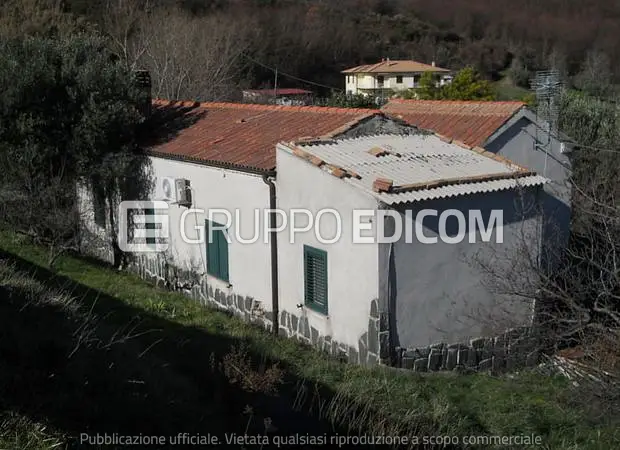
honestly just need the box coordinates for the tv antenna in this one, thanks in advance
[531,70,562,133]
[530,70,562,178]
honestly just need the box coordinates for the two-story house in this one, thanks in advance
[342,59,452,98]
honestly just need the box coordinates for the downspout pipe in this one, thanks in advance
[262,173,279,335]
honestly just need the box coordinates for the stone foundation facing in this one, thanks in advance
[128,254,539,374]
[394,327,541,374]
[128,255,387,366]
[278,300,389,367]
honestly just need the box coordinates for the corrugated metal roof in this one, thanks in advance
[286,134,547,204]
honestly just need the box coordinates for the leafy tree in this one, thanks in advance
[0,33,150,267]
[519,92,536,107]
[440,67,496,100]
[415,72,441,100]
[412,68,496,101]
[321,92,379,109]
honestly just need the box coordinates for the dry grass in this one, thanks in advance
[1,230,619,449]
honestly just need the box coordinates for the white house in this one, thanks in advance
[342,59,452,97]
[82,98,552,373]
[382,99,574,270]
[81,98,411,332]
[276,134,547,370]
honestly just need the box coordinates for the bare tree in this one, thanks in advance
[472,183,620,379]
[129,8,257,101]
[574,50,613,96]
[102,0,152,70]
[0,0,88,37]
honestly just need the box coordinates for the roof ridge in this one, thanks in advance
[152,98,379,115]
[432,132,531,171]
[386,99,526,106]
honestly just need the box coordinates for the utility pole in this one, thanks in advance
[273,68,278,105]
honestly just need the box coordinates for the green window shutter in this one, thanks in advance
[217,228,229,282]
[206,220,219,276]
[303,245,328,314]
[205,219,229,282]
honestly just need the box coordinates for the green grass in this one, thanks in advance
[0,230,619,449]
[493,73,532,101]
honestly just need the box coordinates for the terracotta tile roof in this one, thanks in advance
[381,99,525,148]
[342,60,450,74]
[147,99,378,172]
[243,88,313,96]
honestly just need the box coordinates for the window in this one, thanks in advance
[206,219,229,282]
[396,75,403,84]
[377,75,384,86]
[303,245,328,314]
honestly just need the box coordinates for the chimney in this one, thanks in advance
[133,70,152,118]
[431,61,436,67]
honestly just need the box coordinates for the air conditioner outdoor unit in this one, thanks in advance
[175,178,192,207]
[158,176,176,202]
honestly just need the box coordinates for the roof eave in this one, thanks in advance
[372,175,548,206]
[147,149,276,177]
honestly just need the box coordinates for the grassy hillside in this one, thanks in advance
[1,230,619,449]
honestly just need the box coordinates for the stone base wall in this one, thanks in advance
[126,254,538,374]
[128,255,388,366]
[278,299,390,367]
[394,327,541,374]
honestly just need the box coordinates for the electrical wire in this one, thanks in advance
[242,52,343,91]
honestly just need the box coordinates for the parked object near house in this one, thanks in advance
[342,59,452,98]
[242,88,313,106]
[382,99,573,269]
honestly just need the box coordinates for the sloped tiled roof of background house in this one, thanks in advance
[342,60,451,74]
[381,100,526,148]
[280,134,547,205]
[243,88,313,96]
[147,99,379,172]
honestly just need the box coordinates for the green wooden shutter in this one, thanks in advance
[205,219,229,282]
[217,228,229,282]
[303,245,328,314]
[206,219,218,276]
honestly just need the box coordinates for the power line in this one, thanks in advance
[242,53,343,91]
[565,142,620,154]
